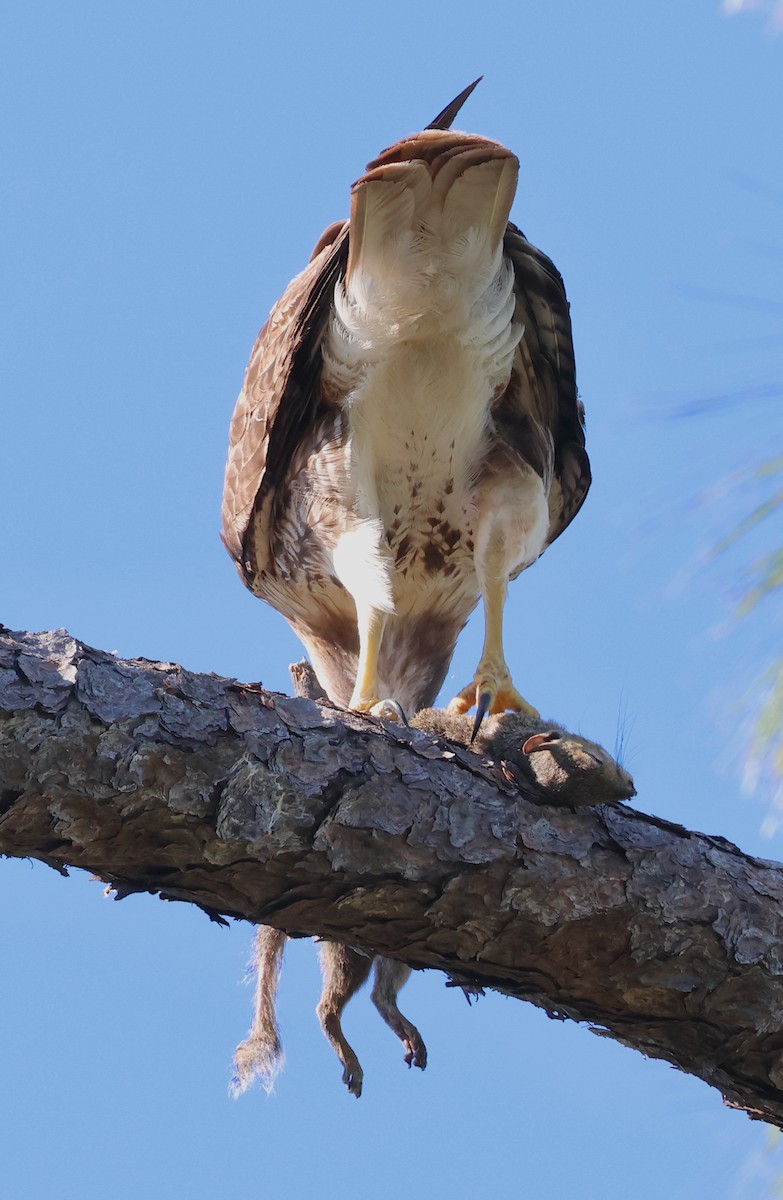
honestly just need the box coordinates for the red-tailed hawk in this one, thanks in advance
[222,81,589,726]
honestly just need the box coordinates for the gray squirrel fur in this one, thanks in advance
[414,707,636,807]
[232,703,635,1098]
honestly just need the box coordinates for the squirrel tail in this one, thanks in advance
[231,925,287,1096]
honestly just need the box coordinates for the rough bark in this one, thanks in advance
[2,626,783,1125]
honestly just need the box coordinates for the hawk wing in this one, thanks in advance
[499,221,591,561]
[221,221,349,589]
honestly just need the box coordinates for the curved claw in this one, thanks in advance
[343,1066,363,1098]
[471,692,492,741]
[369,698,408,724]
[403,1037,427,1071]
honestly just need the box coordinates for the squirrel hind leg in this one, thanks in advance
[371,957,427,1071]
[316,942,373,1098]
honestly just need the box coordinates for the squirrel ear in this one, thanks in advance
[521,731,562,755]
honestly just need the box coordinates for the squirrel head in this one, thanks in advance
[411,709,636,807]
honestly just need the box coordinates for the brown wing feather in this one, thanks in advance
[500,222,591,551]
[221,224,349,587]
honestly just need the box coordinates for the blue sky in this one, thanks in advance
[2,2,783,1197]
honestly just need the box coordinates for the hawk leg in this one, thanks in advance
[449,466,547,728]
[333,520,402,718]
[448,567,539,728]
[344,607,405,721]
[348,606,388,712]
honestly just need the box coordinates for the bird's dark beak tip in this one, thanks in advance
[426,76,484,132]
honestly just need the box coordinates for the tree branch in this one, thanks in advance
[2,626,783,1124]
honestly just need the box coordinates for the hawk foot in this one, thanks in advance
[352,697,408,724]
[447,675,539,734]
[370,699,407,723]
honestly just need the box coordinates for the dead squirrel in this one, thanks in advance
[233,708,635,1100]
[411,708,636,806]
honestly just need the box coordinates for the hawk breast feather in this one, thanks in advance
[221,220,589,589]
